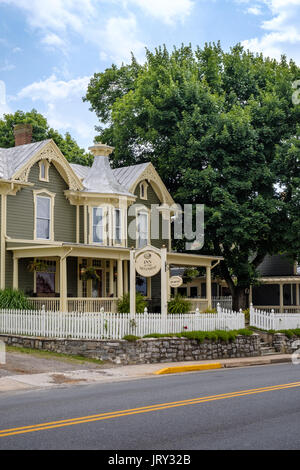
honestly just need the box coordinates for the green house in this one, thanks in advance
[0,124,222,312]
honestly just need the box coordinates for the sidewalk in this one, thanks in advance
[0,354,293,394]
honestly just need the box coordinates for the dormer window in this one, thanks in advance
[39,160,49,182]
[140,181,148,200]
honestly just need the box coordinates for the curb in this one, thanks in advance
[154,363,222,375]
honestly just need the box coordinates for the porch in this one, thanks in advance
[251,277,300,313]
[8,244,223,313]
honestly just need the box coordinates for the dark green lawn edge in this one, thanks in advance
[124,329,253,343]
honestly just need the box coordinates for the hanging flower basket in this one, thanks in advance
[27,260,49,273]
[80,266,100,281]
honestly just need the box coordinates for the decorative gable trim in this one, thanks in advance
[130,163,174,206]
[13,140,83,191]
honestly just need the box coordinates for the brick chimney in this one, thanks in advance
[13,124,33,146]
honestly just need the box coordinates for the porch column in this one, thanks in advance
[60,256,68,312]
[161,247,168,317]
[279,283,284,312]
[117,259,123,298]
[206,265,212,309]
[13,256,18,290]
[1,193,7,290]
[167,266,171,301]
[249,285,253,306]
[296,284,300,307]
[109,260,114,296]
[123,260,128,294]
[130,250,136,315]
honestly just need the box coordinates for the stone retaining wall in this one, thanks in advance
[0,333,260,365]
[273,333,300,354]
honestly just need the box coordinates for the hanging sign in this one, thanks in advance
[136,251,161,278]
[169,276,183,288]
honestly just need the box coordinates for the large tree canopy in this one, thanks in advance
[0,109,93,166]
[88,43,300,309]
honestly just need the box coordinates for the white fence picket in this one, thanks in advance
[0,307,245,340]
[250,304,300,331]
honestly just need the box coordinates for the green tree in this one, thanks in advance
[0,109,93,166]
[84,43,300,309]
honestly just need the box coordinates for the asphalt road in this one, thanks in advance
[0,363,300,450]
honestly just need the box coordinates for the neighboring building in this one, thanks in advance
[0,124,222,312]
[250,255,300,312]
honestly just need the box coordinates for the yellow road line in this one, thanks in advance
[1,381,300,438]
[155,363,222,375]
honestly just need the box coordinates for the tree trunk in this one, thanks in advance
[232,286,248,311]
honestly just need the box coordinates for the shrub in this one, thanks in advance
[168,295,192,314]
[123,335,141,342]
[117,293,147,314]
[0,289,32,310]
[144,329,253,343]
[243,309,250,322]
[202,308,217,314]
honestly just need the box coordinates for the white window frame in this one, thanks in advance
[113,208,122,246]
[140,181,148,200]
[136,209,150,249]
[92,206,105,245]
[33,190,55,241]
[39,160,50,182]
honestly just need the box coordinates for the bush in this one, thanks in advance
[117,293,147,313]
[202,308,217,314]
[123,335,141,342]
[243,309,250,322]
[168,295,192,314]
[143,329,253,343]
[0,289,32,310]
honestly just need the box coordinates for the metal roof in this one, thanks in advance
[82,156,135,197]
[0,140,51,180]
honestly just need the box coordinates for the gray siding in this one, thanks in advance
[7,162,76,243]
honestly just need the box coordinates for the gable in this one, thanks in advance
[11,140,83,191]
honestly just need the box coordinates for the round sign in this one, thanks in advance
[136,251,161,278]
[169,276,183,288]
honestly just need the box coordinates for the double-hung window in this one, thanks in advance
[36,196,51,240]
[114,208,122,245]
[137,211,149,248]
[93,207,104,244]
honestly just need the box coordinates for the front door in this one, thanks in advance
[92,269,103,298]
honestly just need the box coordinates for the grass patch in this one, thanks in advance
[6,345,103,365]
[250,327,300,338]
[143,329,253,343]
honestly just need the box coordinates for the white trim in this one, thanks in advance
[33,189,55,242]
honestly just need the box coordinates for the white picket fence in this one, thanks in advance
[250,304,300,331]
[0,305,245,340]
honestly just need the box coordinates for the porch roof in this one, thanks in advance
[8,243,223,267]
[259,276,300,284]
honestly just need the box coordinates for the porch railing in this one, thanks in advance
[28,298,60,312]
[254,305,300,314]
[67,298,118,313]
[28,298,119,313]
[250,305,300,330]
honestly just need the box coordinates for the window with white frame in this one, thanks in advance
[39,160,49,182]
[36,196,51,240]
[93,207,104,244]
[114,208,122,245]
[137,211,149,248]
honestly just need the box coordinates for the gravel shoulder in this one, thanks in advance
[0,347,114,378]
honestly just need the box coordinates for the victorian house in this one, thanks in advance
[0,124,222,313]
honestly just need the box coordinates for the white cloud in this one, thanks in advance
[0,61,16,72]
[247,6,262,15]
[17,74,90,102]
[127,0,194,24]
[98,14,146,64]
[12,74,97,148]
[241,0,300,61]
[42,33,65,48]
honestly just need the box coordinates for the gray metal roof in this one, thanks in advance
[0,140,51,180]
[82,156,135,197]
[71,161,150,191]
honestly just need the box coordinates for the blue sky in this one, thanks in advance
[0,0,300,150]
